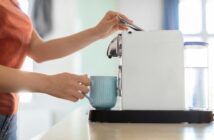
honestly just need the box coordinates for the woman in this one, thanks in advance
[0,0,131,139]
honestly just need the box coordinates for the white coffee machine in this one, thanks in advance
[89,30,213,123]
[107,30,185,110]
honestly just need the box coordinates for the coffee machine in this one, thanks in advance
[107,30,186,110]
[89,30,213,123]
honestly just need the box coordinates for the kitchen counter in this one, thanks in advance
[32,109,214,140]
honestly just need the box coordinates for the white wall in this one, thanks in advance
[117,0,164,30]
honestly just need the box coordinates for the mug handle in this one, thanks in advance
[85,79,94,103]
[85,95,91,102]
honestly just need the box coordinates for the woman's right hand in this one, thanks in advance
[46,73,90,102]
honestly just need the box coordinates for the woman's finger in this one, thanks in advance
[107,16,120,27]
[78,84,89,94]
[66,94,79,102]
[115,12,133,23]
[107,11,133,27]
[77,75,91,86]
[105,11,118,19]
[73,91,85,99]
[118,26,128,30]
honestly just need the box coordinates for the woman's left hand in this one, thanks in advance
[94,11,132,39]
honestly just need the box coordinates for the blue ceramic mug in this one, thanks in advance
[86,76,117,110]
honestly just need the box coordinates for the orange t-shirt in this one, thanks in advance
[0,0,33,115]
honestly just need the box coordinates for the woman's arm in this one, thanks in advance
[28,28,101,63]
[28,11,130,63]
[0,65,48,93]
[0,65,90,102]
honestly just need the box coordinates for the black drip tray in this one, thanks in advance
[89,110,213,123]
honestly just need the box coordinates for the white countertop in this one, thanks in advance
[32,109,214,140]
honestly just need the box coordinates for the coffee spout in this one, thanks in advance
[107,34,122,59]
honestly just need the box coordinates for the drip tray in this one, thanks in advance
[89,110,213,123]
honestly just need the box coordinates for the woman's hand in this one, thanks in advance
[0,65,89,102]
[94,11,133,39]
[46,73,90,102]
[28,11,132,63]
